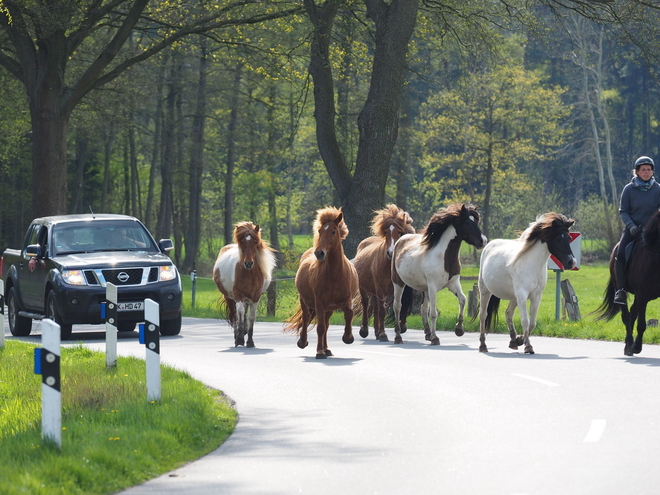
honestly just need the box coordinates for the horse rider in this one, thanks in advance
[614,155,660,304]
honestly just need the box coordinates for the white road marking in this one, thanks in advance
[511,373,560,387]
[583,419,607,442]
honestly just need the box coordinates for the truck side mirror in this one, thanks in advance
[26,244,43,258]
[158,239,174,252]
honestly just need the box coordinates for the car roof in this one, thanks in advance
[33,214,142,226]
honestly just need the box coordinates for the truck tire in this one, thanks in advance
[160,312,182,336]
[46,291,73,340]
[7,287,32,336]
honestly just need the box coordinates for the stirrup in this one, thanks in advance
[613,289,627,305]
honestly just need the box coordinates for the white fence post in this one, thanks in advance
[35,319,61,448]
[105,282,118,368]
[141,299,161,402]
[0,279,5,348]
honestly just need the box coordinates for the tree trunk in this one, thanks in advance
[224,63,242,245]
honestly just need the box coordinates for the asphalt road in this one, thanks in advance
[5,316,660,494]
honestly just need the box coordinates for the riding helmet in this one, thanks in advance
[634,156,655,170]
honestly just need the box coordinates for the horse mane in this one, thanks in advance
[421,203,479,251]
[515,212,574,259]
[370,204,415,237]
[233,221,277,275]
[643,210,660,249]
[313,206,349,242]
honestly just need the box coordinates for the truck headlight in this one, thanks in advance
[62,270,86,285]
[159,266,176,282]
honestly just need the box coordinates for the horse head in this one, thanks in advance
[372,204,415,259]
[234,222,260,270]
[313,207,348,261]
[454,204,488,249]
[534,213,577,270]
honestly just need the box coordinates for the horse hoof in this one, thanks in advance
[325,349,333,356]
[246,341,255,348]
[359,327,368,338]
[624,347,634,357]
[430,337,440,345]
[316,353,327,359]
[455,328,464,337]
[400,325,407,334]
[343,334,354,345]
[524,346,535,354]
[394,336,403,344]
[378,334,389,342]
[479,345,488,353]
[509,342,518,350]
[515,336,525,346]
[297,339,308,349]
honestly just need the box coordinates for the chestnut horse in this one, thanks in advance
[284,207,359,359]
[213,222,277,347]
[392,204,487,345]
[594,210,660,356]
[354,204,415,342]
[478,213,576,354]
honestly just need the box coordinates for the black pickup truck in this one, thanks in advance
[1,214,182,339]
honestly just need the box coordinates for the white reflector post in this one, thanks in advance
[144,298,161,402]
[41,319,61,448]
[0,279,5,348]
[105,282,118,368]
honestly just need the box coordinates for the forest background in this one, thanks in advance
[1,0,660,277]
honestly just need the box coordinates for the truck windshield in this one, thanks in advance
[52,222,157,255]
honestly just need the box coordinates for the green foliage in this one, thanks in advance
[0,342,236,495]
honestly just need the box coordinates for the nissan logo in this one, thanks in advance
[117,272,130,283]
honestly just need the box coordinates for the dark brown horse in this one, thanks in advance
[284,207,359,359]
[594,210,660,356]
[213,222,277,347]
[353,204,415,342]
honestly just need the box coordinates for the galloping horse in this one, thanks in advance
[353,204,415,342]
[391,204,487,345]
[213,222,277,347]
[594,210,660,356]
[284,207,359,359]
[477,213,576,354]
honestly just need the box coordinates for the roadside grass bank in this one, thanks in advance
[181,262,660,345]
[0,341,237,495]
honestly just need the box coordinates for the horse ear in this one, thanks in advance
[336,212,343,224]
[255,224,260,234]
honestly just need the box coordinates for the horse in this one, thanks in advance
[284,206,359,359]
[477,212,576,354]
[594,210,660,356]
[213,222,277,348]
[353,204,415,342]
[391,203,488,345]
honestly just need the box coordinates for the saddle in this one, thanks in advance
[623,238,639,266]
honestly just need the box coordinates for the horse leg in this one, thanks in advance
[426,288,440,345]
[477,281,493,352]
[632,300,646,355]
[447,276,466,337]
[235,301,246,347]
[505,300,522,349]
[245,301,256,348]
[521,294,540,355]
[420,292,431,341]
[392,283,405,344]
[359,289,370,339]
[621,305,635,356]
[375,299,388,342]
[297,299,310,349]
[342,302,355,345]
[315,310,331,359]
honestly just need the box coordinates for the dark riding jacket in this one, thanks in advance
[619,180,660,231]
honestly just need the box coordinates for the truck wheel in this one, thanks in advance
[160,312,182,336]
[46,291,73,340]
[7,287,32,336]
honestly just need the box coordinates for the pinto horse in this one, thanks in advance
[353,204,415,342]
[477,212,576,354]
[594,210,660,356]
[391,204,487,345]
[213,222,277,347]
[284,207,359,359]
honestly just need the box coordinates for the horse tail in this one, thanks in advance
[400,285,414,321]
[217,296,236,328]
[484,295,500,332]
[591,276,620,322]
[283,305,316,335]
[352,292,364,318]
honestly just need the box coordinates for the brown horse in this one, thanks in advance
[213,222,277,347]
[353,204,415,342]
[284,207,359,359]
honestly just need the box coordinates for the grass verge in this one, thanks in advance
[0,341,237,495]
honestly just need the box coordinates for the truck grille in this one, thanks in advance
[82,267,169,287]
[102,268,144,285]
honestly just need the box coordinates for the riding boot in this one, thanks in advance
[613,258,627,305]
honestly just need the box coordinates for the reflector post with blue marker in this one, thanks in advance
[142,298,161,402]
[34,319,61,448]
[1,279,5,348]
[105,282,118,368]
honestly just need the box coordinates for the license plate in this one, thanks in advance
[117,301,143,312]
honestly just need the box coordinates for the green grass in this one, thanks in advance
[0,342,237,495]
[183,261,660,344]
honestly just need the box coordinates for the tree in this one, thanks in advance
[0,0,302,219]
